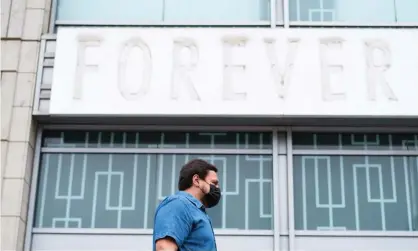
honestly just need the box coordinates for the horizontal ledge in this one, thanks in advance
[43,52,55,58]
[50,21,418,29]
[290,126,418,133]
[43,60,54,67]
[292,150,418,156]
[40,148,418,155]
[41,147,273,155]
[289,21,418,27]
[41,34,57,40]
[42,124,280,131]
[32,228,273,236]
[31,228,418,237]
[39,93,51,99]
[34,117,418,128]
[40,84,52,90]
[40,125,418,133]
[294,230,418,237]
[54,20,272,26]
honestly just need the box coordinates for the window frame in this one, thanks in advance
[49,0,418,33]
[29,125,282,233]
[49,0,281,33]
[292,145,418,232]
[24,125,418,251]
[284,0,418,27]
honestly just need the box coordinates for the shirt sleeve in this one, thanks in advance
[153,198,193,248]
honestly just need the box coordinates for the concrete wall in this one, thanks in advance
[1,0,51,250]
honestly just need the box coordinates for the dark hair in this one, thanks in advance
[178,159,218,191]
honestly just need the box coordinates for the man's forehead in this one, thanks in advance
[206,170,218,181]
[207,170,217,176]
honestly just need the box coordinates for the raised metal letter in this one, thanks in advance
[319,37,346,101]
[171,39,200,100]
[222,36,247,101]
[264,38,299,99]
[118,38,152,100]
[73,36,101,99]
[364,39,397,101]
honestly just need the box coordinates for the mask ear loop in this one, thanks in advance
[199,180,211,194]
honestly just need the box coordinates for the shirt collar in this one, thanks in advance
[177,191,204,209]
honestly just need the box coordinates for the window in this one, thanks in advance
[33,130,418,233]
[293,133,418,231]
[55,0,274,24]
[52,0,417,29]
[289,0,418,23]
[396,0,418,22]
[35,130,273,230]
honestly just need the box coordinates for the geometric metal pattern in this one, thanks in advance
[352,161,397,231]
[293,132,418,151]
[293,133,418,231]
[41,130,273,150]
[294,155,418,231]
[308,0,335,22]
[300,156,346,231]
[34,131,418,232]
[35,130,273,230]
[290,0,336,21]
[288,0,418,23]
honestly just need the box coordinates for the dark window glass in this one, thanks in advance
[289,0,418,23]
[293,155,418,231]
[34,153,273,230]
[293,133,418,151]
[42,130,273,150]
[56,0,274,24]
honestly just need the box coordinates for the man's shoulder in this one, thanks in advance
[157,193,191,210]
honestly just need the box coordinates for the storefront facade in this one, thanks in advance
[1,1,418,251]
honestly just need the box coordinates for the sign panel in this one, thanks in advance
[50,28,418,117]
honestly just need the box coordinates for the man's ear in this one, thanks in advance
[192,174,199,187]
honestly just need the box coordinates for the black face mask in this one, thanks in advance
[201,182,221,208]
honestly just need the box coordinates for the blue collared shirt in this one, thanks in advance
[153,191,217,251]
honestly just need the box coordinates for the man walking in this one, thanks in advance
[153,159,221,251]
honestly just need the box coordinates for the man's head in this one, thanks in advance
[178,159,220,208]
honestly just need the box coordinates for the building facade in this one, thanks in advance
[1,1,418,251]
